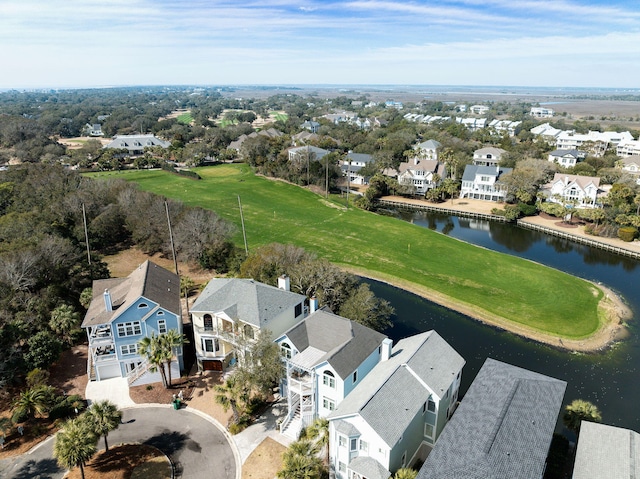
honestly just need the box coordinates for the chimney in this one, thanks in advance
[309,297,318,313]
[104,289,113,312]
[278,274,290,292]
[381,338,393,361]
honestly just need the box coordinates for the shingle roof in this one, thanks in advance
[474,147,506,157]
[283,309,386,379]
[572,421,640,479]
[330,331,464,447]
[417,358,566,479]
[190,278,305,328]
[105,134,170,149]
[398,159,439,175]
[346,152,374,164]
[81,260,180,328]
[549,173,600,190]
[349,456,391,479]
[417,139,441,150]
[462,165,512,181]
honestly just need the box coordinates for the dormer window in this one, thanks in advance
[138,303,148,309]
[281,342,292,359]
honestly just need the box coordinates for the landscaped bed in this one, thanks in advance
[88,165,616,350]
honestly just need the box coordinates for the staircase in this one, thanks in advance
[281,406,302,439]
[127,359,150,385]
[88,354,96,381]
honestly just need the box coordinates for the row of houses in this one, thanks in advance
[531,123,635,157]
[81,260,635,478]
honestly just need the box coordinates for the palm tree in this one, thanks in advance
[11,385,55,423]
[214,374,250,426]
[305,418,329,464]
[159,329,184,387]
[138,333,170,388]
[278,445,324,479]
[394,468,418,479]
[53,417,97,479]
[563,399,602,435]
[49,304,81,344]
[85,400,122,452]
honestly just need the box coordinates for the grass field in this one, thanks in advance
[91,165,603,339]
[176,112,193,125]
[269,111,288,122]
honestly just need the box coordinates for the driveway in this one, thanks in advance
[0,405,239,479]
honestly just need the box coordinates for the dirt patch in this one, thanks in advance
[242,437,286,479]
[49,344,89,398]
[129,377,194,406]
[0,417,58,459]
[554,221,579,229]
[66,443,170,479]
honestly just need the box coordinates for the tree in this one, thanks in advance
[159,329,184,387]
[138,333,170,388]
[338,283,394,332]
[49,304,81,344]
[237,331,285,400]
[305,418,329,465]
[394,468,418,479]
[24,331,63,371]
[563,399,602,435]
[11,385,56,423]
[277,450,324,479]
[214,373,251,426]
[79,288,93,309]
[85,400,122,452]
[53,417,98,479]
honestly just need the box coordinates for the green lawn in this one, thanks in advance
[91,165,604,339]
[270,111,288,122]
[176,112,193,125]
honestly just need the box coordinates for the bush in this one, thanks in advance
[11,409,29,424]
[161,162,201,180]
[228,414,251,435]
[26,368,50,388]
[617,226,638,242]
[518,203,538,216]
[48,394,86,421]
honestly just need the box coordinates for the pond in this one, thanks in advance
[371,210,640,433]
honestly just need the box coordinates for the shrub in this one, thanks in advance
[617,226,638,242]
[26,368,50,388]
[518,202,537,216]
[48,394,86,421]
[161,162,201,180]
[11,409,29,424]
[228,414,251,434]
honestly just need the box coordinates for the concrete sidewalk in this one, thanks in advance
[232,397,293,463]
[85,377,135,408]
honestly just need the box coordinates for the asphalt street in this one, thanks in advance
[0,406,238,479]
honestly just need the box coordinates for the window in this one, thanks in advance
[323,371,335,388]
[338,462,346,473]
[359,440,368,453]
[138,303,148,309]
[158,319,167,334]
[281,342,292,359]
[203,314,213,331]
[480,175,491,182]
[120,344,138,355]
[117,321,141,337]
[428,399,436,412]
[350,438,357,451]
[322,397,335,411]
[244,324,254,340]
[339,435,346,447]
[352,370,358,383]
[424,423,434,439]
[401,451,407,467]
[203,338,218,353]
[422,401,427,413]
[295,303,303,317]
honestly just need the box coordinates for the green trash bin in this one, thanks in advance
[173,399,179,410]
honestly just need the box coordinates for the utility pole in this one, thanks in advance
[165,201,179,276]
[238,195,249,255]
[82,203,91,265]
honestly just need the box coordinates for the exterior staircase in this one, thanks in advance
[127,359,151,385]
[281,406,303,439]
[88,354,96,381]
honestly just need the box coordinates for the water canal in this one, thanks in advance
[371,211,639,433]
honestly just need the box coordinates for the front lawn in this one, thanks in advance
[89,165,603,339]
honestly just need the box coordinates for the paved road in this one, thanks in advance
[0,406,238,479]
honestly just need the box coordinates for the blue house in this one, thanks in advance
[81,260,183,386]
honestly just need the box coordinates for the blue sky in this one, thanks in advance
[1,0,639,89]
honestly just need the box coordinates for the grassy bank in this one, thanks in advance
[90,165,603,339]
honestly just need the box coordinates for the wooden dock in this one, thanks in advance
[376,198,510,222]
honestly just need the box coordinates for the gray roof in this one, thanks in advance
[283,309,386,379]
[190,278,305,328]
[349,456,391,479]
[105,134,170,150]
[461,165,512,181]
[334,419,361,437]
[330,331,465,447]
[474,147,506,157]
[417,139,441,150]
[572,421,640,479]
[549,149,584,157]
[289,145,330,160]
[417,358,567,479]
[82,260,180,328]
[398,159,440,175]
[346,152,374,164]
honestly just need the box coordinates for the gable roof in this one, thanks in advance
[572,421,640,479]
[105,134,170,149]
[549,173,600,190]
[330,331,465,447]
[398,159,440,175]
[416,139,441,150]
[82,260,180,328]
[349,456,392,479]
[474,147,506,157]
[289,145,330,160]
[619,155,640,167]
[190,278,305,328]
[417,358,566,479]
[548,149,584,158]
[346,152,374,164]
[462,165,512,181]
[283,309,386,379]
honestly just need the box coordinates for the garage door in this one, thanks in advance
[98,362,122,380]
[203,360,223,371]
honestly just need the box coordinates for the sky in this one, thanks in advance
[1,0,640,89]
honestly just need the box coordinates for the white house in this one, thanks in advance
[460,165,512,202]
[530,123,563,144]
[84,123,103,136]
[556,130,634,157]
[470,105,489,115]
[81,261,183,386]
[488,119,521,137]
[473,147,506,167]
[530,107,554,118]
[328,331,465,479]
[301,120,320,133]
[617,155,640,183]
[190,276,307,372]
[617,139,640,157]
[414,140,441,160]
[417,358,566,479]
[342,152,374,186]
[105,134,170,156]
[398,160,446,195]
[276,309,388,439]
[547,149,586,167]
[288,145,330,163]
[456,117,486,131]
[545,173,601,208]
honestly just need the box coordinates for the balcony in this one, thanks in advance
[289,374,313,396]
[88,325,113,346]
